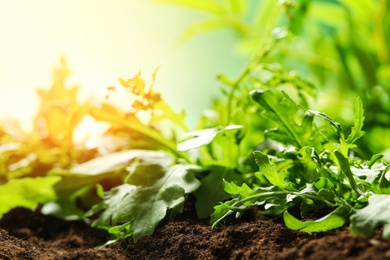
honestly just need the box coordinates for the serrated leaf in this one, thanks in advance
[253,151,287,188]
[210,181,288,227]
[250,89,322,150]
[223,180,255,197]
[346,97,365,144]
[151,101,188,130]
[94,164,200,241]
[350,194,390,238]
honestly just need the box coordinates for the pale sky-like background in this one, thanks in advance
[0,0,245,130]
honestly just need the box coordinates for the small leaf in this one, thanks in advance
[368,154,384,168]
[346,97,365,144]
[253,151,287,188]
[334,150,364,196]
[177,128,219,151]
[177,125,242,151]
[350,194,390,238]
[371,165,390,194]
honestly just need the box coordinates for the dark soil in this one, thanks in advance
[1,204,390,260]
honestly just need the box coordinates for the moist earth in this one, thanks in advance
[0,204,389,260]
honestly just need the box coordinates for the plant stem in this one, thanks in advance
[225,2,284,125]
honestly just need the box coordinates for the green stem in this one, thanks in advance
[238,191,336,208]
[225,3,284,125]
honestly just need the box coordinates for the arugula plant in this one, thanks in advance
[209,90,368,231]
[157,0,390,158]
[163,0,390,238]
[1,0,390,244]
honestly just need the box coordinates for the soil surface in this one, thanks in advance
[0,203,389,260]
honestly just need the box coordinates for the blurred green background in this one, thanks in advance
[158,0,390,157]
[0,0,246,129]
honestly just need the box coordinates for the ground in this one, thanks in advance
[0,202,389,260]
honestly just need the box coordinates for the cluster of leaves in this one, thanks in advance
[0,58,195,243]
[157,0,390,157]
[1,0,390,245]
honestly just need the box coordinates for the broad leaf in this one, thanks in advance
[52,150,172,192]
[94,164,200,241]
[350,194,390,238]
[0,176,61,218]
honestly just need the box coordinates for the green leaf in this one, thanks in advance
[223,180,255,197]
[211,198,243,227]
[210,181,288,227]
[346,97,365,144]
[334,150,364,196]
[253,151,287,188]
[52,150,172,192]
[177,128,219,151]
[297,146,320,182]
[0,176,61,218]
[89,106,188,161]
[371,165,390,194]
[42,184,104,221]
[250,89,322,150]
[350,194,390,238]
[284,206,349,232]
[193,166,243,218]
[73,150,171,176]
[368,154,384,168]
[94,164,200,241]
[177,125,242,151]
